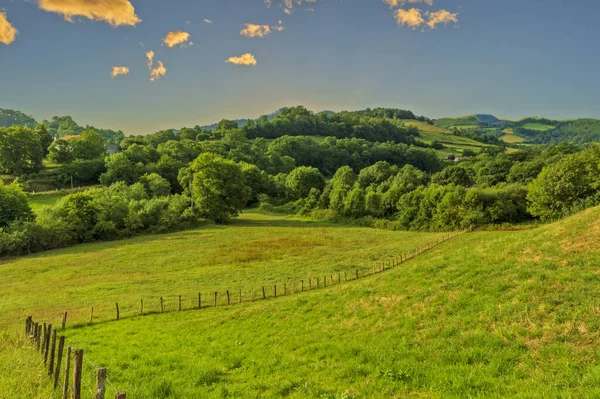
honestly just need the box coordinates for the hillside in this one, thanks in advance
[3,207,600,397]
[199,108,336,131]
[401,119,489,156]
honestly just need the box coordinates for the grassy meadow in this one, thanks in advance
[401,119,488,156]
[2,206,600,398]
[522,123,555,131]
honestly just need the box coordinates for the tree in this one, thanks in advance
[0,182,33,228]
[285,166,326,200]
[100,153,145,186]
[35,124,53,156]
[527,145,600,220]
[0,126,44,175]
[72,130,106,160]
[185,153,251,223]
[140,173,171,197]
[215,119,239,132]
[432,165,474,187]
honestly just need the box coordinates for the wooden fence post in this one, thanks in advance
[90,307,94,325]
[356,269,359,279]
[179,295,182,311]
[338,273,341,283]
[62,346,71,399]
[48,329,57,376]
[214,292,217,307]
[44,324,52,365]
[317,277,319,288]
[284,283,287,296]
[324,276,327,288]
[262,287,266,300]
[301,280,304,292]
[115,392,126,399]
[25,316,31,336]
[116,303,119,321]
[42,323,47,354]
[62,312,68,331]
[198,293,201,309]
[94,367,106,399]
[54,336,65,389]
[36,323,41,351]
[344,272,347,281]
[309,279,312,290]
[160,297,164,313]
[227,290,230,305]
[71,349,83,399]
[239,289,242,303]
[274,285,277,298]
[140,299,143,316]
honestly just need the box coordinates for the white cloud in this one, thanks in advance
[163,30,193,48]
[384,0,433,8]
[111,66,130,78]
[203,18,212,24]
[37,0,141,27]
[0,11,18,45]
[225,53,257,66]
[240,23,271,38]
[272,20,284,32]
[393,7,459,30]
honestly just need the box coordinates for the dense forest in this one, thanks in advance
[1,106,600,256]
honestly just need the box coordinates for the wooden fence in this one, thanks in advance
[24,316,126,399]
[24,229,465,397]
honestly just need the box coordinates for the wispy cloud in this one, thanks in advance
[37,0,141,27]
[146,50,167,81]
[384,0,433,8]
[267,0,317,14]
[225,53,257,66]
[240,23,271,38]
[272,20,284,32]
[203,18,212,24]
[111,66,130,78]
[0,11,18,45]
[163,30,193,48]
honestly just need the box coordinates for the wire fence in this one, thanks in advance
[22,229,466,398]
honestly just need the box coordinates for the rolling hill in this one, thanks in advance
[3,206,600,397]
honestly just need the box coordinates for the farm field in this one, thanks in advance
[401,120,488,156]
[0,210,446,333]
[3,207,600,398]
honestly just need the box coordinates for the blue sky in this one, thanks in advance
[1,0,599,134]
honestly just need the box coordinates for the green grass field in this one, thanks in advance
[3,208,600,398]
[401,120,488,156]
[522,123,555,131]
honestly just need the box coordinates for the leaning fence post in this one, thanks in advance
[116,303,120,321]
[44,324,52,365]
[71,349,83,399]
[214,292,218,307]
[94,367,106,399]
[62,312,68,331]
[54,336,65,389]
[36,323,41,351]
[49,328,57,377]
[62,346,71,399]
[179,295,182,311]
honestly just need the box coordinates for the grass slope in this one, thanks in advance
[0,211,445,332]
[4,207,600,398]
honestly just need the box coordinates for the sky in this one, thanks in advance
[1,0,600,135]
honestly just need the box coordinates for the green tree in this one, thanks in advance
[35,124,53,156]
[527,145,600,220]
[140,173,171,197]
[100,153,145,186]
[0,182,33,228]
[285,166,326,200]
[215,119,239,132]
[0,126,44,175]
[185,153,251,223]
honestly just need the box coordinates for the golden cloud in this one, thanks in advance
[272,20,284,32]
[225,53,257,66]
[240,23,271,38]
[0,11,18,45]
[394,8,425,29]
[150,61,166,81]
[384,0,433,8]
[38,0,141,27]
[163,30,192,48]
[111,66,130,78]
[145,50,166,81]
[427,9,458,29]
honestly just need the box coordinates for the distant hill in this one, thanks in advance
[514,118,600,146]
[198,108,336,131]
